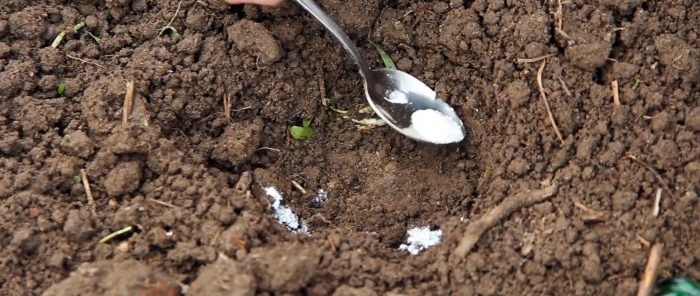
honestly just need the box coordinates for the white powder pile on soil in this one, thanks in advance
[264,187,309,234]
[398,226,443,255]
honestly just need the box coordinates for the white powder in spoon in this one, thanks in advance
[411,109,464,144]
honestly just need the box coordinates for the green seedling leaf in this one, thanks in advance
[290,118,314,141]
[631,78,641,91]
[483,166,493,178]
[57,84,67,96]
[72,173,81,183]
[160,25,182,41]
[73,21,85,33]
[87,32,101,44]
[51,31,66,48]
[99,226,135,244]
[654,277,700,296]
[372,43,396,70]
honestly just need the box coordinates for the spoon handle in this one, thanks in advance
[293,0,370,76]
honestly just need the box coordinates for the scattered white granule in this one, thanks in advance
[398,226,442,255]
[386,90,409,104]
[264,187,309,234]
[311,189,328,206]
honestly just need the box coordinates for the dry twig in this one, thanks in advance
[536,60,565,144]
[159,0,182,36]
[516,54,555,64]
[223,94,231,122]
[624,154,678,200]
[637,243,663,296]
[454,183,559,257]
[80,169,97,216]
[146,198,178,209]
[652,188,662,217]
[123,81,134,124]
[66,54,105,68]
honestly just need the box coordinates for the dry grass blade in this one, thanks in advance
[66,54,105,68]
[536,60,565,144]
[223,94,231,122]
[123,81,134,124]
[454,183,559,257]
[637,243,663,296]
[516,54,555,64]
[624,154,678,200]
[80,169,97,216]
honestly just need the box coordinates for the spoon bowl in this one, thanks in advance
[294,0,466,144]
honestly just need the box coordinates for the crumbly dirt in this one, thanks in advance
[0,0,698,295]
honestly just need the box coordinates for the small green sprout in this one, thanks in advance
[73,21,85,33]
[160,26,182,41]
[372,42,396,70]
[87,32,101,44]
[72,173,81,183]
[99,226,136,244]
[290,118,314,141]
[51,31,66,48]
[483,166,493,178]
[57,84,67,96]
[631,78,641,91]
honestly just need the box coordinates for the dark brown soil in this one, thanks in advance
[1,0,698,295]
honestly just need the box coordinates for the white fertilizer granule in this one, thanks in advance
[398,226,442,255]
[386,90,409,104]
[411,109,464,144]
[264,187,309,234]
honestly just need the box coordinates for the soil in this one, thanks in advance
[0,0,698,295]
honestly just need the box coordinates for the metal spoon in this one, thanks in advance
[294,0,466,144]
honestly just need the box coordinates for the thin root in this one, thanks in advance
[624,154,678,200]
[536,60,565,144]
[454,183,559,257]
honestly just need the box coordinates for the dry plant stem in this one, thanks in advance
[624,154,678,200]
[612,80,621,106]
[537,60,565,144]
[80,169,97,216]
[653,188,662,217]
[146,198,178,208]
[454,183,559,257]
[223,94,231,121]
[123,81,134,124]
[516,54,555,64]
[637,243,663,296]
[159,0,182,35]
[66,54,105,68]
